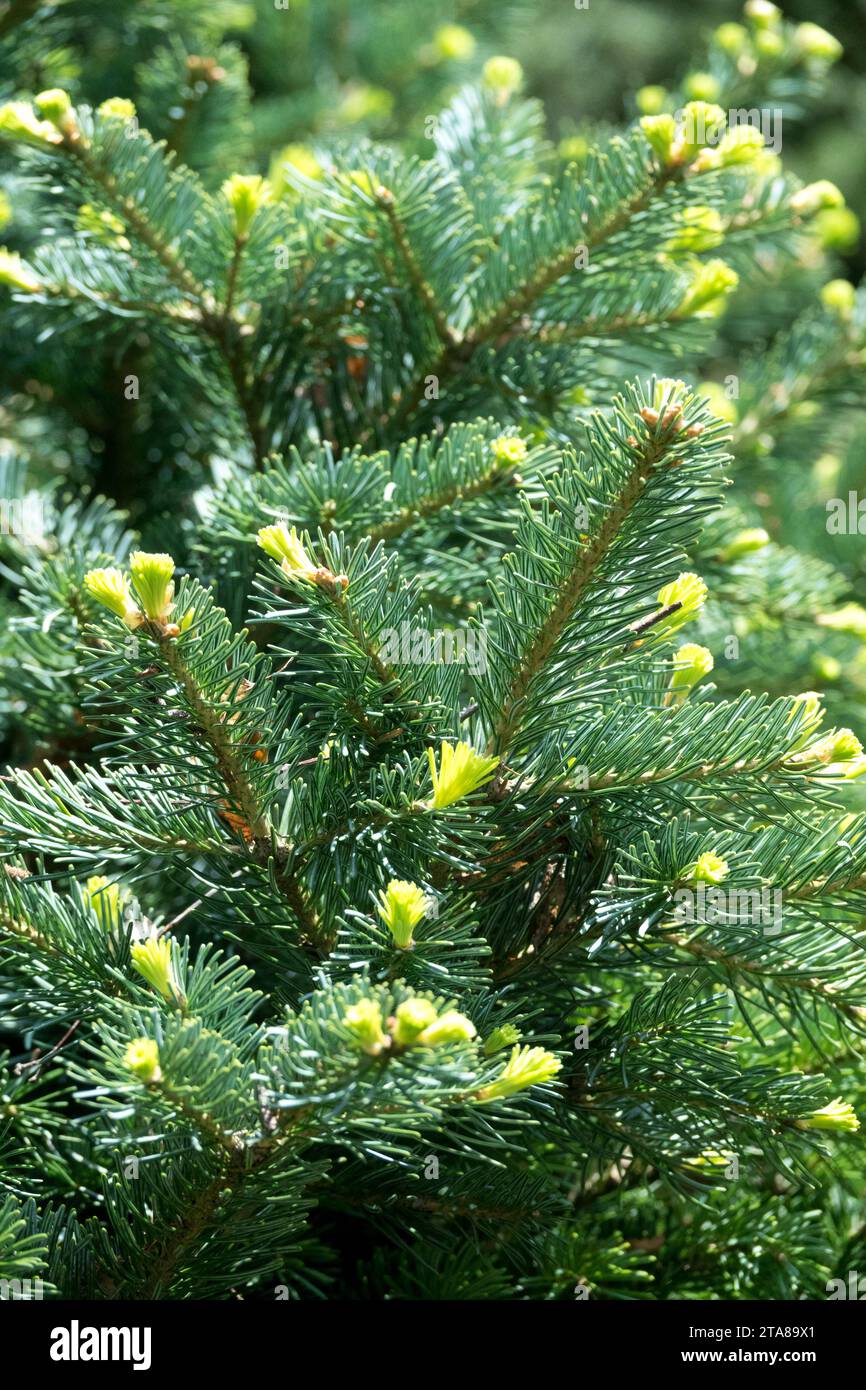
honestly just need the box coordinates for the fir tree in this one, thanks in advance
[0,2,865,1301]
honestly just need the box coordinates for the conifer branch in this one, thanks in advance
[157,636,268,841]
[0,902,55,957]
[321,586,402,694]
[663,929,866,1025]
[365,455,523,544]
[156,634,324,949]
[1,19,860,1301]
[476,170,677,344]
[586,752,784,792]
[538,306,682,343]
[378,162,680,435]
[378,191,458,348]
[68,139,212,309]
[65,135,268,463]
[132,1149,250,1299]
[733,347,860,456]
[790,871,866,901]
[487,431,673,758]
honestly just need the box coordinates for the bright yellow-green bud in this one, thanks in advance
[482,56,523,97]
[821,279,856,317]
[664,207,723,255]
[698,381,738,425]
[34,88,72,125]
[683,72,721,103]
[376,879,429,949]
[426,739,499,809]
[130,935,176,1000]
[750,149,782,178]
[564,383,590,407]
[640,113,677,166]
[343,999,388,1054]
[269,143,323,197]
[792,687,823,717]
[433,24,476,62]
[483,1023,522,1056]
[812,654,841,684]
[98,97,136,122]
[652,377,687,410]
[814,207,860,254]
[636,85,668,115]
[337,85,394,126]
[714,23,748,54]
[656,572,708,635]
[658,571,707,613]
[789,691,824,745]
[491,434,527,467]
[392,997,438,1046]
[791,180,845,216]
[817,604,866,640]
[222,174,271,237]
[257,523,320,582]
[677,102,726,162]
[797,1098,859,1133]
[417,1009,477,1046]
[342,169,378,198]
[789,726,866,779]
[669,643,714,698]
[719,527,769,562]
[124,1037,161,1083]
[829,728,865,763]
[283,145,322,180]
[684,851,729,885]
[476,1045,562,1102]
[558,135,589,164]
[677,259,739,317]
[0,249,41,293]
[744,0,780,27]
[792,23,843,64]
[716,123,766,166]
[0,100,59,144]
[129,551,175,623]
[84,875,125,928]
[84,567,143,628]
[754,28,784,58]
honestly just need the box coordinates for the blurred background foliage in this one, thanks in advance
[3,1,864,246]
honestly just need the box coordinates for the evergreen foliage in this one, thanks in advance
[0,1,865,1301]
